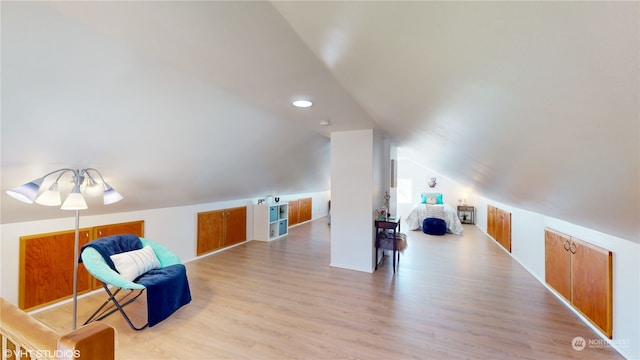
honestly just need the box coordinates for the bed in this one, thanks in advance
[405,193,464,235]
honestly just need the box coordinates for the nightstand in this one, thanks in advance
[457,205,475,224]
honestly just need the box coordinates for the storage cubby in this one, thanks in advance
[253,203,288,241]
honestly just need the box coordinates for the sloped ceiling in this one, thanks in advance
[1,1,638,243]
[272,1,640,244]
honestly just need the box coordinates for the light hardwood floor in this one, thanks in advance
[33,219,622,359]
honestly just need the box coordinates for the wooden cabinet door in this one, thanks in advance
[501,210,511,252]
[288,200,299,226]
[197,210,224,256]
[571,238,613,338]
[487,205,496,238]
[198,208,246,254]
[224,206,247,247]
[491,208,511,253]
[495,209,504,247]
[544,229,571,300]
[93,220,144,239]
[299,198,312,223]
[20,229,92,310]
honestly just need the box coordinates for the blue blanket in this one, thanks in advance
[137,264,192,327]
[80,234,191,327]
[79,234,142,271]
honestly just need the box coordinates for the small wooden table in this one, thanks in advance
[457,205,475,224]
[374,217,401,272]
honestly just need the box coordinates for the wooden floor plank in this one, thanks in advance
[33,219,622,359]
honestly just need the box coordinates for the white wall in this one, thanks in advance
[373,131,386,223]
[388,143,398,218]
[475,197,640,360]
[0,190,330,306]
[330,129,388,272]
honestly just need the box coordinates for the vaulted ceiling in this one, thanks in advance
[2,1,638,243]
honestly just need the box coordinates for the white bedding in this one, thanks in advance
[405,203,464,235]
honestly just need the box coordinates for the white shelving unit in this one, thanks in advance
[253,203,288,241]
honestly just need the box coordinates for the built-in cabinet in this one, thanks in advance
[19,220,144,310]
[197,207,247,256]
[487,205,511,252]
[254,203,288,241]
[93,221,144,240]
[288,197,312,227]
[545,228,613,338]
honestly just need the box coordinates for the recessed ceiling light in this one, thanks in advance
[292,100,313,108]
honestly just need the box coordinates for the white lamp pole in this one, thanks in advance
[73,209,80,329]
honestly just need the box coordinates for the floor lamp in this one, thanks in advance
[6,168,123,330]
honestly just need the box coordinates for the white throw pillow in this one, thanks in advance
[110,245,161,281]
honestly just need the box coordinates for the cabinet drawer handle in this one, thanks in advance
[569,242,577,254]
[563,240,570,251]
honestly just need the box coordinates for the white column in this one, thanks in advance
[330,129,388,272]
